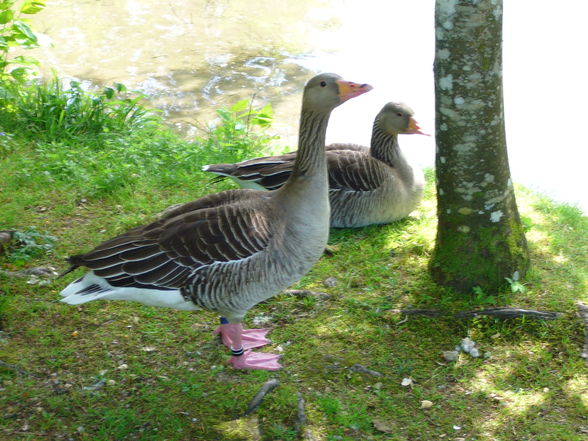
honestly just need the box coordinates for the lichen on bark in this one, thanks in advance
[430,0,530,293]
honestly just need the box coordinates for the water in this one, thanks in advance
[24,0,588,212]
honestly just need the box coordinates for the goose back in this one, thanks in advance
[204,101,427,228]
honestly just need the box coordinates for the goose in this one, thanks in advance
[203,102,429,228]
[59,73,372,371]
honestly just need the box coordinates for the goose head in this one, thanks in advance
[378,102,429,136]
[302,73,373,113]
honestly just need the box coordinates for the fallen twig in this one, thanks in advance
[294,392,306,432]
[577,302,588,365]
[455,307,563,320]
[349,364,383,377]
[295,392,319,441]
[397,307,563,320]
[243,378,280,416]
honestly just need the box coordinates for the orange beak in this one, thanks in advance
[405,117,430,136]
[336,80,373,103]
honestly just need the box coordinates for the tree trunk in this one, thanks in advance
[430,0,530,293]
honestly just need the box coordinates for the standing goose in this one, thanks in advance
[59,73,372,371]
[203,102,429,227]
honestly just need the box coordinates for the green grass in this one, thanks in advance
[1,83,587,440]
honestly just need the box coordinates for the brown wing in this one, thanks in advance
[156,188,265,221]
[204,153,298,190]
[68,195,274,290]
[326,147,385,192]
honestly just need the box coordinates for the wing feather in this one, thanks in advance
[326,150,385,192]
[69,192,274,291]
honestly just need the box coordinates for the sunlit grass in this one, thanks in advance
[1,85,587,440]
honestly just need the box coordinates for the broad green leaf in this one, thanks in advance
[21,0,46,14]
[0,1,17,12]
[0,9,13,23]
[12,20,38,44]
[103,86,115,99]
[9,66,29,80]
[230,99,249,113]
[11,55,40,65]
[114,82,127,93]
[0,36,7,49]
[252,115,272,127]
[260,103,273,116]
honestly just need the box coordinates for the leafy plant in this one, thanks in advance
[198,98,278,163]
[505,276,526,294]
[4,78,160,141]
[472,285,498,305]
[0,0,45,85]
[2,92,280,199]
[0,130,14,158]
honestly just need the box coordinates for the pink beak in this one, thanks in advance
[336,80,374,103]
[405,117,430,136]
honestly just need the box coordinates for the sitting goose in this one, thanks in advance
[59,73,372,371]
[203,102,429,227]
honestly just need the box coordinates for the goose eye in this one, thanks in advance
[320,81,327,87]
[396,112,403,117]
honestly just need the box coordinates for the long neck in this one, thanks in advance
[370,120,414,184]
[276,109,330,204]
[291,110,330,178]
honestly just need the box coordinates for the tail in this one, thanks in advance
[60,272,199,311]
[202,164,231,184]
[58,265,79,278]
[59,272,114,304]
[58,254,86,278]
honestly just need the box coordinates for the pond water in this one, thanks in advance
[24,0,588,212]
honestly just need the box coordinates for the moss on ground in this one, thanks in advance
[1,165,587,440]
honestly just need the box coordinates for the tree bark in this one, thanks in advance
[430,0,530,293]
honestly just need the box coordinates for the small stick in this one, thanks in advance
[349,364,383,377]
[294,392,306,432]
[396,307,563,320]
[455,308,563,320]
[243,378,280,416]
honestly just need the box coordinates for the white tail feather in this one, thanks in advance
[60,272,199,311]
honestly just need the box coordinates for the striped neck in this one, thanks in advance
[370,119,414,184]
[370,119,401,166]
[290,110,330,179]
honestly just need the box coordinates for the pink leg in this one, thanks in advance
[223,323,281,371]
[213,324,271,350]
